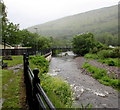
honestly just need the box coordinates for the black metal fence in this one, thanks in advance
[1,48,52,56]
[2,48,36,56]
[23,53,56,110]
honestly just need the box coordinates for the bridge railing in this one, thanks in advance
[23,53,56,110]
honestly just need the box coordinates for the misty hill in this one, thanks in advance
[27,5,118,38]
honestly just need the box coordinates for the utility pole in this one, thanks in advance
[34,28,38,54]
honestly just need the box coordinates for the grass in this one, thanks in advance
[1,55,23,109]
[29,55,73,108]
[41,75,73,108]
[98,58,120,66]
[84,53,119,67]
[3,56,23,67]
[82,62,120,91]
[0,69,2,98]
[84,53,99,59]
[2,69,22,108]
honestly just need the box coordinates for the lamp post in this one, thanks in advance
[34,28,38,54]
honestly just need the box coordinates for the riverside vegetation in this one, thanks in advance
[1,55,73,109]
[82,62,120,91]
[2,56,23,109]
[72,33,120,91]
[29,55,73,108]
[83,48,120,91]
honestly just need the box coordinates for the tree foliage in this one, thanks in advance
[95,32,118,46]
[1,1,21,48]
[2,22,20,46]
[72,33,104,56]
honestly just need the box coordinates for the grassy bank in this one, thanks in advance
[2,56,23,109]
[84,53,120,67]
[29,55,73,108]
[82,62,120,91]
[3,56,23,67]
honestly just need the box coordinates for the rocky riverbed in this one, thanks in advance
[48,51,119,108]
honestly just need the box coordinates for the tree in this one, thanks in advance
[0,1,7,49]
[1,1,21,48]
[2,22,21,47]
[72,33,101,56]
[37,37,51,50]
[95,32,118,46]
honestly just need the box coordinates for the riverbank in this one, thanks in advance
[48,52,119,108]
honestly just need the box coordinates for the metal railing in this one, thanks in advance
[23,53,56,110]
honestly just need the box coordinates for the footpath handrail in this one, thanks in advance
[23,53,56,110]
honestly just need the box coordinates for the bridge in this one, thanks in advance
[1,46,73,56]
[51,46,72,51]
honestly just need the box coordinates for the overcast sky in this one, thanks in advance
[3,0,119,29]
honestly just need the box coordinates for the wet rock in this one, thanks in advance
[2,56,13,60]
[94,92,106,97]
[70,84,76,88]
[102,104,107,107]
[75,95,80,100]
[54,69,61,72]
[0,98,5,110]
[9,79,13,82]
[65,77,69,80]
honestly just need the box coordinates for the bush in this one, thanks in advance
[30,55,49,74]
[97,47,120,59]
[41,75,73,107]
[30,55,73,107]
[72,33,97,56]
[82,62,120,90]
[98,58,119,67]
[84,53,99,59]
[112,47,120,58]
[107,60,115,66]
[97,50,113,58]
[110,79,120,89]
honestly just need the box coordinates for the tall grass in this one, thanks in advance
[84,53,119,67]
[3,56,23,67]
[29,55,73,108]
[2,69,22,108]
[82,62,120,91]
[2,56,23,109]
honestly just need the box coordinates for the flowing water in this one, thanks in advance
[48,51,119,108]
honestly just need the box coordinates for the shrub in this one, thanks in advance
[41,75,73,107]
[110,79,120,89]
[97,47,120,59]
[30,55,49,74]
[112,47,120,58]
[72,33,97,56]
[97,50,113,58]
[84,53,99,59]
[82,62,120,90]
[98,58,119,67]
[30,55,73,107]
[107,60,115,66]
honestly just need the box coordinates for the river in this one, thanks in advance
[48,51,119,108]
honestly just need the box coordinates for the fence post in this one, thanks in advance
[24,54,33,110]
[23,53,26,83]
[33,68,40,110]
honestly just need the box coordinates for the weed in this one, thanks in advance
[2,69,22,108]
[30,55,49,74]
[29,55,73,108]
[80,103,92,110]
[84,53,98,59]
[84,53,119,67]
[82,62,120,90]
[3,56,23,67]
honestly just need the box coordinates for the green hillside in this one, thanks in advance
[27,5,118,38]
